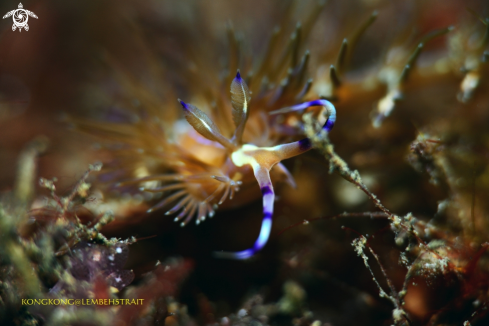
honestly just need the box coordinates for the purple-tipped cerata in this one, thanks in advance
[178,99,189,110]
[298,138,312,151]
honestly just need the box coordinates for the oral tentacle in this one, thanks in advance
[269,99,336,129]
[267,99,337,160]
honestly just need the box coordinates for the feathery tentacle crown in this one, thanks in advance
[179,70,337,259]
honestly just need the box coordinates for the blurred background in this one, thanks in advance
[1,0,489,325]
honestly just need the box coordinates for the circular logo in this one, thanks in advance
[13,10,28,27]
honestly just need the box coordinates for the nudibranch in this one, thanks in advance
[72,18,336,259]
[177,71,336,259]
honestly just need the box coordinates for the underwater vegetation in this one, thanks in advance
[1,0,489,325]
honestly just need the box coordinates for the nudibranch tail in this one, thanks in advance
[214,166,274,260]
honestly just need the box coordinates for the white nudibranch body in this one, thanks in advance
[231,144,259,168]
